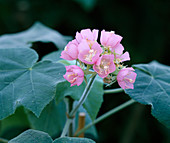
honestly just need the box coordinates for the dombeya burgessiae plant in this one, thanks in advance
[0,23,169,143]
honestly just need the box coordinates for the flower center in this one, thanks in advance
[124,77,134,83]
[70,77,77,83]
[84,49,96,62]
[98,60,111,74]
[67,73,77,78]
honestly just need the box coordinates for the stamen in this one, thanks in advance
[68,73,76,77]
[124,77,134,83]
[64,46,68,51]
[70,77,77,83]
[89,49,94,53]
[84,50,97,62]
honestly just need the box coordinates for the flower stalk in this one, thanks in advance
[61,75,96,137]
[104,88,124,94]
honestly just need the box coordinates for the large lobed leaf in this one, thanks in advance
[0,22,71,49]
[0,48,65,120]
[9,129,96,143]
[125,61,170,127]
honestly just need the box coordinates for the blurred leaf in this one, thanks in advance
[42,51,62,62]
[73,0,97,11]
[42,51,77,66]
[0,22,71,49]
[125,61,170,128]
[8,129,53,143]
[26,100,66,137]
[53,137,96,143]
[0,106,30,139]
[0,48,65,120]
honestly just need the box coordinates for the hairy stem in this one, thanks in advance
[75,99,136,136]
[104,88,124,94]
[61,75,96,137]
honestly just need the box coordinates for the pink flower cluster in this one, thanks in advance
[61,29,137,89]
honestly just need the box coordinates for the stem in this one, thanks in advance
[69,75,96,117]
[67,97,74,137]
[61,75,96,137]
[104,88,124,94]
[61,119,72,137]
[0,120,1,134]
[0,138,8,143]
[75,99,136,136]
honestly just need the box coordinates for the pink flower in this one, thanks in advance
[78,40,103,64]
[63,65,84,86]
[100,30,122,51]
[117,52,130,62]
[113,44,130,62]
[114,44,124,55]
[76,29,99,43]
[93,54,116,78]
[60,39,79,61]
[117,67,137,89]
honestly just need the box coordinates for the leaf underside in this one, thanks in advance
[125,61,170,128]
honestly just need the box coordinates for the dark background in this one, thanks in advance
[0,0,170,143]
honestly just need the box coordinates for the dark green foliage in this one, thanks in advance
[0,48,66,119]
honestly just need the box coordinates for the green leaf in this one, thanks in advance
[8,130,96,143]
[0,48,65,120]
[8,129,53,143]
[53,137,96,143]
[42,51,63,62]
[0,22,71,49]
[125,61,170,127]
[0,107,30,139]
[26,100,66,137]
[56,75,103,120]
